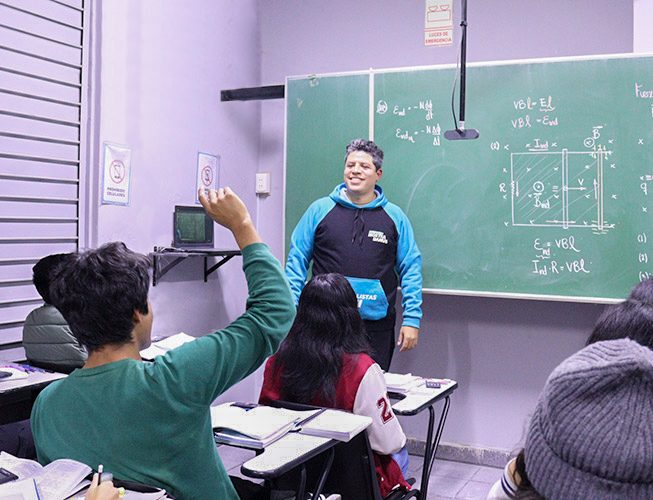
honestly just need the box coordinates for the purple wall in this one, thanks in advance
[94,0,263,402]
[257,0,634,451]
[635,0,653,52]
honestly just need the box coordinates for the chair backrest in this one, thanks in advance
[269,400,384,500]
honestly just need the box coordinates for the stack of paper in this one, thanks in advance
[384,372,424,394]
[139,332,196,360]
[391,378,458,413]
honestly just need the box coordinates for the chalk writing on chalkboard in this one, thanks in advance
[286,55,653,301]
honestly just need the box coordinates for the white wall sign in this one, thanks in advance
[424,0,454,47]
[196,152,219,202]
[101,142,132,205]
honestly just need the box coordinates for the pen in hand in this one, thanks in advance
[98,464,103,484]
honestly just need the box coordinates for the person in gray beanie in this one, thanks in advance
[523,338,653,499]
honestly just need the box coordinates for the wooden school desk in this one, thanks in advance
[388,376,458,500]
[0,363,67,425]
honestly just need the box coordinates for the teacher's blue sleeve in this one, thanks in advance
[285,198,335,304]
[385,203,423,329]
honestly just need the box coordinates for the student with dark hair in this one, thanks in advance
[490,278,653,499]
[586,299,653,350]
[259,272,411,497]
[22,253,87,372]
[487,449,536,499]
[586,278,653,350]
[31,188,296,500]
[489,340,653,499]
[520,339,653,499]
[626,276,653,304]
[2,254,84,459]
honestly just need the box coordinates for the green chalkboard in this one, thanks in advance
[285,55,653,302]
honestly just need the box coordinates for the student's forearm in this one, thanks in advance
[231,220,262,249]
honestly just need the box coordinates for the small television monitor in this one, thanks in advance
[173,205,214,249]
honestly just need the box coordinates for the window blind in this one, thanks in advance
[0,0,88,359]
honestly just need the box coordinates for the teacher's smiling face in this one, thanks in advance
[343,150,382,202]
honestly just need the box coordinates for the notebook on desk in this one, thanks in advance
[211,403,321,449]
[171,205,215,251]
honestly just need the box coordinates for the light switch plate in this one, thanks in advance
[256,172,271,194]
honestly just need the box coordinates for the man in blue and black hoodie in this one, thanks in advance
[286,138,422,371]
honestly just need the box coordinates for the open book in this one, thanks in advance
[299,409,372,442]
[0,451,91,500]
[139,332,196,360]
[211,403,320,449]
[0,453,168,500]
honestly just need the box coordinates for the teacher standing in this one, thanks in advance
[286,138,423,371]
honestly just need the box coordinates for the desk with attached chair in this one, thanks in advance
[387,376,458,500]
[244,400,419,500]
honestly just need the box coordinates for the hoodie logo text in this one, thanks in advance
[368,230,388,244]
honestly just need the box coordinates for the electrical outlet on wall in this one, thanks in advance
[256,172,271,195]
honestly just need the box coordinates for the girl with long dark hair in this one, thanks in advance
[259,273,410,496]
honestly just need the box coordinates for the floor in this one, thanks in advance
[217,445,502,499]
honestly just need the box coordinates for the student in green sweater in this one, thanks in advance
[31,187,296,500]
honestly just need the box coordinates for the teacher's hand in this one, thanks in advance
[397,326,419,352]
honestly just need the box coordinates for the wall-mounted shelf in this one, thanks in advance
[220,84,284,101]
[151,249,241,286]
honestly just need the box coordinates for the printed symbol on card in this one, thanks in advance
[201,166,214,186]
[109,160,126,184]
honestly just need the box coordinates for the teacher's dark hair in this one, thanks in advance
[274,273,371,405]
[50,242,151,352]
[345,138,384,170]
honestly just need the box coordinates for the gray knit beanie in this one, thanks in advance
[524,338,653,499]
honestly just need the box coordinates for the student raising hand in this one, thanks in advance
[198,187,261,249]
[85,473,121,500]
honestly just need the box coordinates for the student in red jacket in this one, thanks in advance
[259,273,410,496]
